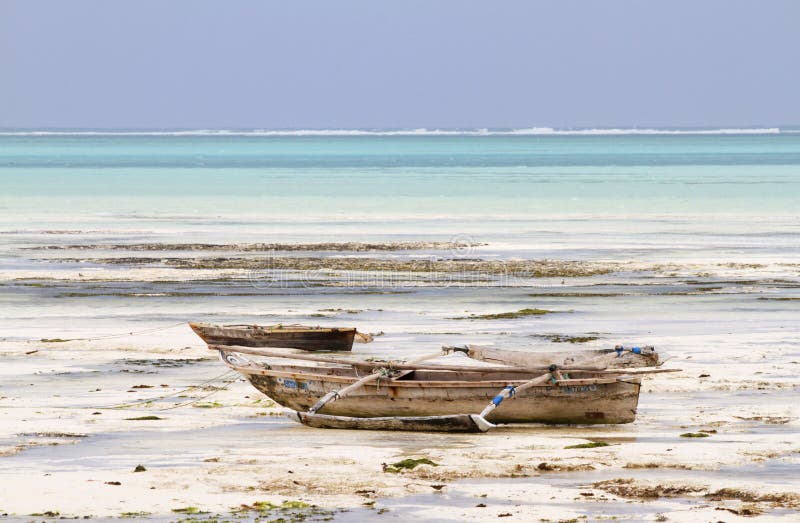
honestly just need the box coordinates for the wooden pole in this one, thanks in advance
[306,350,444,414]
[478,372,555,419]
[308,373,381,414]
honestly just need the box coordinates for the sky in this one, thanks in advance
[1,0,799,130]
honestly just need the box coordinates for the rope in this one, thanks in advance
[98,369,239,410]
[3,318,248,412]
[25,321,188,343]
[155,372,241,411]
[0,369,243,411]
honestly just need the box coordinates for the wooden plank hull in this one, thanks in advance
[460,345,660,369]
[251,375,639,424]
[189,322,356,351]
[220,352,642,425]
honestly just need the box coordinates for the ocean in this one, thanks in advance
[1,131,800,263]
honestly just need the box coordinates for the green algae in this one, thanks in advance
[543,334,600,343]
[452,308,556,320]
[172,506,204,514]
[280,501,311,509]
[238,500,313,512]
[564,441,611,449]
[384,457,439,473]
[231,500,334,522]
[192,401,224,408]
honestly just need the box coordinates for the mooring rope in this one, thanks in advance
[0,369,243,412]
[1,322,255,412]
[98,369,241,410]
[22,321,189,343]
[154,372,242,411]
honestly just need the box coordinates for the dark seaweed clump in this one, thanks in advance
[451,308,557,320]
[538,334,600,343]
[383,457,439,473]
[564,441,610,449]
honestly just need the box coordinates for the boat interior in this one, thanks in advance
[242,360,623,385]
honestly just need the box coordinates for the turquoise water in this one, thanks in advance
[1,134,799,259]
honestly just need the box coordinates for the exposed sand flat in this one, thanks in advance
[1,326,798,521]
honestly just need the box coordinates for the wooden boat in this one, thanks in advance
[216,347,644,430]
[446,344,661,369]
[189,322,360,351]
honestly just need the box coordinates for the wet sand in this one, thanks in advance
[1,243,799,521]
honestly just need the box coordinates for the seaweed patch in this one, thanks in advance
[451,308,558,320]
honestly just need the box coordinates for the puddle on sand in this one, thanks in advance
[0,420,288,473]
[333,457,800,522]
[333,481,700,522]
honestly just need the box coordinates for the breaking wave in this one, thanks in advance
[0,127,784,136]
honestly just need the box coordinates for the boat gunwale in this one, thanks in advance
[223,360,636,389]
[189,321,357,335]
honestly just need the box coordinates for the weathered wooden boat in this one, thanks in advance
[215,347,646,431]
[446,344,661,369]
[189,322,362,351]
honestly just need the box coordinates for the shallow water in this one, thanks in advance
[2,134,800,262]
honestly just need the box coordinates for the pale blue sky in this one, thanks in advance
[1,0,799,129]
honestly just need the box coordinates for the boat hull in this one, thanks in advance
[189,322,356,351]
[249,374,639,424]
[220,352,642,425]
